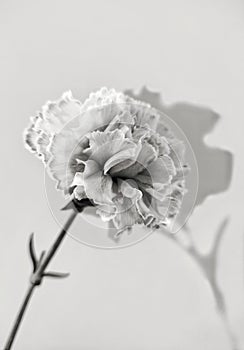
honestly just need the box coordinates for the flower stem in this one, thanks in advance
[4,210,77,350]
[4,284,35,350]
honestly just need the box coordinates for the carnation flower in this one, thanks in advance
[25,87,189,236]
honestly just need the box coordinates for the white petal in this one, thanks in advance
[146,155,176,186]
[84,129,141,174]
[112,180,143,234]
[24,91,82,163]
[47,129,84,192]
[110,142,157,177]
[71,172,84,187]
[73,185,86,201]
[82,160,115,206]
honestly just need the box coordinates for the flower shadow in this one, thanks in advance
[124,87,233,207]
[125,88,238,349]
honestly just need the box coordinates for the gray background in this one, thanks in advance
[1,0,244,349]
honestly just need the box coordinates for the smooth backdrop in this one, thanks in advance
[0,1,244,349]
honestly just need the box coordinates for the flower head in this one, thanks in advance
[25,87,189,236]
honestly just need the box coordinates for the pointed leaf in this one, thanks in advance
[43,271,70,279]
[28,233,37,272]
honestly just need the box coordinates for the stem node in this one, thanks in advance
[3,210,77,350]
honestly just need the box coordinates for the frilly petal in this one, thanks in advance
[24,91,81,163]
[47,129,85,193]
[112,180,143,235]
[110,142,157,178]
[81,160,115,206]
[136,155,176,190]
[25,87,189,235]
[84,129,141,174]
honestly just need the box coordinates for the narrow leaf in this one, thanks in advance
[28,233,37,271]
[43,271,70,279]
